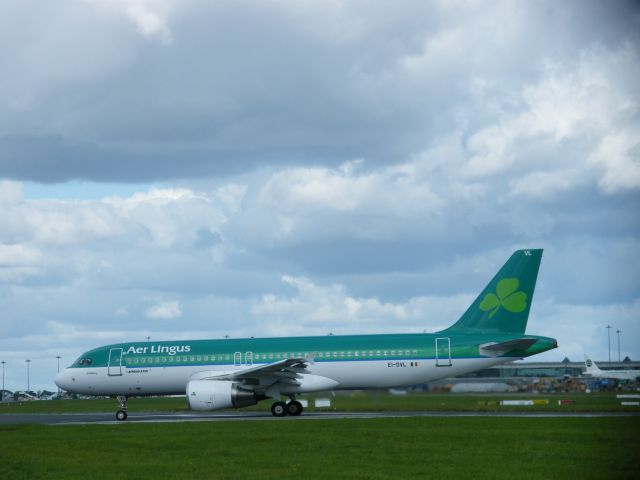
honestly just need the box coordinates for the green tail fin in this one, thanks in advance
[444,249,543,334]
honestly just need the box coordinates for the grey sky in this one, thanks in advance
[0,0,639,391]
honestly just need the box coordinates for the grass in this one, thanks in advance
[0,417,638,479]
[1,391,638,414]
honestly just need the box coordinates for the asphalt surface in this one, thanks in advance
[1,410,638,425]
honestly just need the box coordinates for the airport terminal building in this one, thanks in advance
[466,357,639,379]
[427,357,640,392]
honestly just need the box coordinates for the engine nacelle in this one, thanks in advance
[187,380,258,411]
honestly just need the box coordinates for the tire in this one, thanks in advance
[116,410,128,421]
[286,400,303,416]
[270,401,287,417]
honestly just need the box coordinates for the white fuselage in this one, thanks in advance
[56,357,514,396]
[584,369,640,381]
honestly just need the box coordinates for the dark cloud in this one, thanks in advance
[1,0,638,182]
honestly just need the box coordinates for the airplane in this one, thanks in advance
[55,249,558,421]
[583,355,640,381]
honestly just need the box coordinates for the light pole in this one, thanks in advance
[616,330,622,363]
[56,356,61,395]
[1,361,5,402]
[146,336,151,342]
[606,325,612,367]
[26,359,31,393]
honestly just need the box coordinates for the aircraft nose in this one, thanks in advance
[55,369,72,391]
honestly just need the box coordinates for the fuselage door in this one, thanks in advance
[234,352,242,367]
[435,338,452,367]
[108,348,123,376]
[245,351,253,366]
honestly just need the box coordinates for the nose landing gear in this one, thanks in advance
[115,395,128,421]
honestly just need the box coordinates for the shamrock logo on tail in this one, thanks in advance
[479,278,527,318]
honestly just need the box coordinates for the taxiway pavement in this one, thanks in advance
[1,410,638,425]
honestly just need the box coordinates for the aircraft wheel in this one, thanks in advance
[271,401,287,417]
[116,410,128,421]
[286,400,303,416]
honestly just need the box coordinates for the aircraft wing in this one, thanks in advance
[480,338,538,357]
[187,355,338,396]
[207,357,311,381]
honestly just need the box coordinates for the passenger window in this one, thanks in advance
[133,357,139,364]
[168,357,173,363]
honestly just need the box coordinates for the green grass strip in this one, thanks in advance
[0,417,638,479]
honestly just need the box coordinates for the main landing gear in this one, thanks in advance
[270,398,303,417]
[115,395,128,421]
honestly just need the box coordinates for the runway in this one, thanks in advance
[1,410,638,425]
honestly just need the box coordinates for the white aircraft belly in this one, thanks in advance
[308,357,512,388]
[75,357,516,395]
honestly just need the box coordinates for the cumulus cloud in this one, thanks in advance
[0,1,639,390]
[1,1,638,184]
[81,0,175,44]
[145,300,182,319]
[251,275,473,337]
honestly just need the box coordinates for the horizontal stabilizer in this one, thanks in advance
[480,338,538,357]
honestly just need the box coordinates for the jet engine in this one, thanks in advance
[187,380,258,411]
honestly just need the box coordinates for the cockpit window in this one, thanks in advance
[78,358,93,366]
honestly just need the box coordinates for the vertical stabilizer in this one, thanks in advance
[584,355,603,375]
[443,249,543,334]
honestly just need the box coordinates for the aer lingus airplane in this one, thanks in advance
[55,249,557,420]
